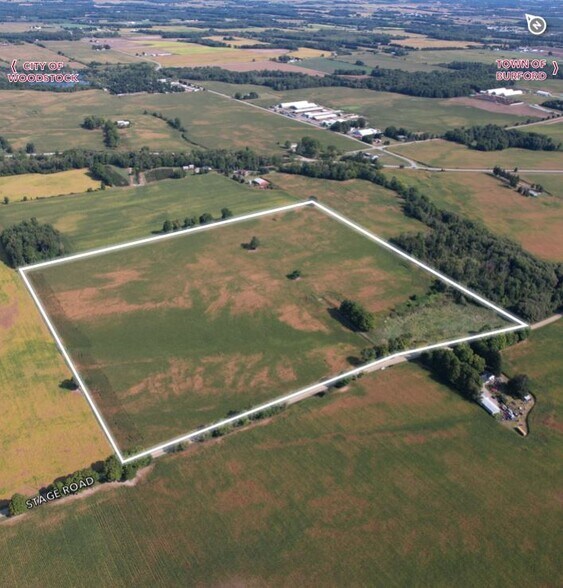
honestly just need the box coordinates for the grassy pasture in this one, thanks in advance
[0,89,359,154]
[0,169,100,202]
[254,87,534,133]
[503,320,563,437]
[27,204,504,452]
[0,262,109,498]
[389,139,563,170]
[0,327,560,586]
[389,169,563,262]
[0,173,295,252]
[270,172,426,238]
[0,90,187,152]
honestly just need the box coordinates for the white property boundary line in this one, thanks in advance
[19,200,528,464]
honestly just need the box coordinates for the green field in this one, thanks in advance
[254,88,534,134]
[0,321,560,586]
[270,172,426,238]
[27,204,506,452]
[0,173,295,252]
[388,169,563,262]
[520,120,563,145]
[389,139,563,170]
[0,89,359,154]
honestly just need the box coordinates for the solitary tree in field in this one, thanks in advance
[25,142,35,154]
[3,196,9,205]
[249,236,260,250]
[162,219,172,233]
[221,207,233,220]
[183,216,197,228]
[287,269,301,280]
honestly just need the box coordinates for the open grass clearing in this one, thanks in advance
[269,172,426,238]
[0,173,296,252]
[0,262,109,498]
[27,204,505,453]
[0,169,101,202]
[0,340,560,586]
[389,169,563,262]
[389,139,563,170]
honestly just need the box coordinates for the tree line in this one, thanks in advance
[0,147,281,180]
[8,452,151,517]
[542,100,563,111]
[444,124,560,151]
[162,61,498,98]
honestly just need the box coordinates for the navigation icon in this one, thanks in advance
[525,13,547,36]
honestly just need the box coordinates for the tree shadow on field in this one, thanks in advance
[327,307,357,333]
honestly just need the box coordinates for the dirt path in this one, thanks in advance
[530,313,562,330]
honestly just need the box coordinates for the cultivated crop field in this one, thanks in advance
[0,89,358,154]
[26,204,506,453]
[0,262,109,498]
[389,139,563,170]
[390,170,563,262]
[0,169,100,202]
[1,337,560,586]
[0,173,295,252]
[254,88,535,133]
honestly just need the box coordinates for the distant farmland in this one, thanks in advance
[26,204,505,453]
[0,89,359,154]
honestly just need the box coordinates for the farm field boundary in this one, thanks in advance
[19,200,528,464]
